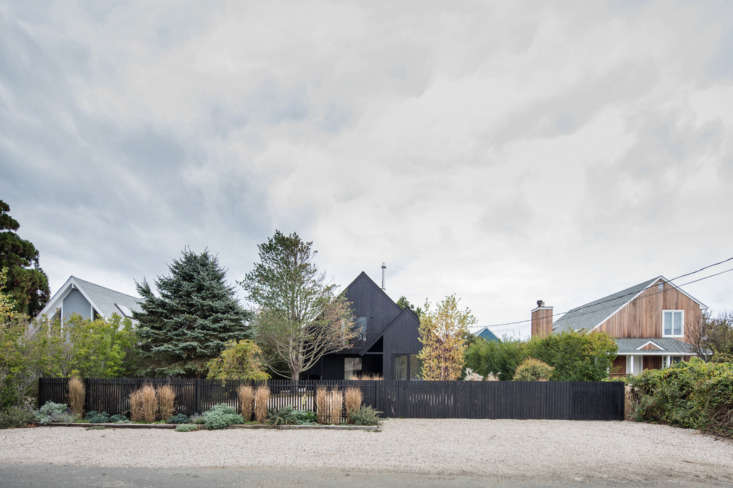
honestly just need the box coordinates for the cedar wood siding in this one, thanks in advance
[594,279,702,344]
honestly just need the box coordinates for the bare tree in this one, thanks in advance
[240,231,356,381]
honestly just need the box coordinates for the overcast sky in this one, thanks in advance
[1,1,732,337]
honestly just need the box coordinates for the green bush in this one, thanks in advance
[349,406,381,425]
[464,331,617,381]
[266,407,318,425]
[108,414,129,423]
[175,424,199,432]
[35,401,74,425]
[630,358,733,437]
[190,414,206,425]
[0,406,35,429]
[202,404,244,430]
[166,413,189,424]
[513,358,554,381]
[84,411,110,423]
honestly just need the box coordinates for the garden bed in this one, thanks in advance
[38,422,379,431]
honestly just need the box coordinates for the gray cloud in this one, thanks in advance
[1,1,732,335]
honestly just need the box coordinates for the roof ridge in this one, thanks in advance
[71,276,141,301]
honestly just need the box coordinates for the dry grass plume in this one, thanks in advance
[157,385,175,420]
[238,385,254,421]
[68,376,85,417]
[344,387,362,422]
[254,385,270,423]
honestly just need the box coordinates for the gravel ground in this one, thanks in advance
[1,420,731,484]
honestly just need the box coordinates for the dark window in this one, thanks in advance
[344,357,362,380]
[393,354,421,380]
[356,316,368,341]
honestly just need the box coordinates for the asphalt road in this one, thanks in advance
[0,464,727,488]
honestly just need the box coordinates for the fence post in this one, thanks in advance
[194,378,201,414]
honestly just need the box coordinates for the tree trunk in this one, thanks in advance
[291,370,300,382]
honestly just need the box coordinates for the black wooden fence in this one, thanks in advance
[38,378,624,420]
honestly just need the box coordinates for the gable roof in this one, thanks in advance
[38,275,142,320]
[615,338,696,355]
[552,275,707,334]
[552,277,660,333]
[473,327,499,342]
[341,271,419,355]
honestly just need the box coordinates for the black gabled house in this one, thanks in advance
[303,271,422,380]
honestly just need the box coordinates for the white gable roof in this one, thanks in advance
[37,276,142,321]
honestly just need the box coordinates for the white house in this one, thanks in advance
[36,275,142,323]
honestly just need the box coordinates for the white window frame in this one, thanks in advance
[662,310,684,338]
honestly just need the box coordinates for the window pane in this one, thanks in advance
[344,357,362,380]
[673,311,682,335]
[409,355,422,380]
[394,355,408,380]
[663,311,672,335]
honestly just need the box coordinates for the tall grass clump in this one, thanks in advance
[254,385,270,423]
[316,388,343,424]
[141,385,157,422]
[238,385,254,421]
[328,390,343,424]
[68,376,85,417]
[157,385,175,420]
[129,389,144,422]
[344,387,362,422]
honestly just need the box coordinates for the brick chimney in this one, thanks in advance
[531,299,553,338]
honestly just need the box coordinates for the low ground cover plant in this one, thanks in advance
[629,358,732,438]
[203,403,244,430]
[35,401,74,425]
[0,406,35,428]
[175,423,199,432]
[84,410,110,423]
[166,413,189,424]
[266,406,317,425]
[349,405,380,425]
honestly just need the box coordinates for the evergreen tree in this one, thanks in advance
[0,200,49,316]
[134,249,251,376]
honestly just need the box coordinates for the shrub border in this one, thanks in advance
[37,423,380,431]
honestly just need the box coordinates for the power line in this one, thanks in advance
[477,257,733,330]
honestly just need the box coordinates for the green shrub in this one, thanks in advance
[513,358,554,381]
[84,411,110,423]
[190,414,206,425]
[202,404,244,430]
[349,406,381,425]
[35,401,74,425]
[108,414,129,423]
[166,413,189,424]
[629,358,733,437]
[0,406,35,429]
[175,424,199,432]
[265,406,317,425]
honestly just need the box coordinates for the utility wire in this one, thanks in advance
[477,257,733,330]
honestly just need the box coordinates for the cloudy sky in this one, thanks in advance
[1,1,732,337]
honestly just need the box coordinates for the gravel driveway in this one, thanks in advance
[1,420,731,484]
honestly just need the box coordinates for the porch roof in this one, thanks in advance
[614,338,696,355]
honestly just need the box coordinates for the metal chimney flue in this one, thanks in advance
[381,262,386,290]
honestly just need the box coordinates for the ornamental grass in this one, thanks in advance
[68,376,85,417]
[316,388,344,424]
[157,385,176,420]
[129,389,144,422]
[344,387,362,422]
[238,385,254,421]
[253,385,270,423]
[141,384,158,422]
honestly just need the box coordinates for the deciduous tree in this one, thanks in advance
[417,295,476,380]
[240,231,355,381]
[206,340,270,381]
